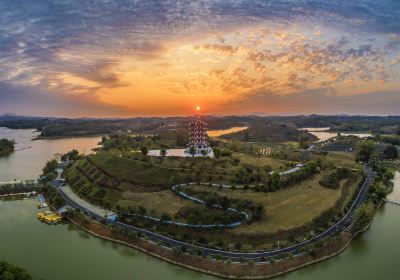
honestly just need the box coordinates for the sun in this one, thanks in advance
[196,105,201,111]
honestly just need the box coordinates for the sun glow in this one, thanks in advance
[196,105,201,111]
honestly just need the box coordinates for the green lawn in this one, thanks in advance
[183,171,362,234]
[117,190,195,218]
[236,153,290,170]
[311,151,361,170]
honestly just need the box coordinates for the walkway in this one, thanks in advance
[52,166,374,261]
[0,179,38,186]
[38,194,48,208]
[384,199,400,206]
[59,185,116,219]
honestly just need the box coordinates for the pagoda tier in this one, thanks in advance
[188,119,209,149]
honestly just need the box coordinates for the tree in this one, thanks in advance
[356,141,376,163]
[160,148,167,158]
[1,271,15,280]
[138,206,147,215]
[189,146,196,157]
[42,159,58,176]
[369,181,388,202]
[140,146,148,156]
[353,202,374,231]
[383,145,398,159]
[160,213,172,223]
[213,148,221,159]
[201,149,208,157]
[270,172,281,190]
[62,149,80,161]
[220,149,233,157]
[298,133,310,149]
[0,261,32,280]
[68,149,80,160]
[247,259,255,269]
[0,138,15,155]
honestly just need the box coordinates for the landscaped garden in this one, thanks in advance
[61,133,364,251]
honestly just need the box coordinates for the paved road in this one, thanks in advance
[52,167,373,261]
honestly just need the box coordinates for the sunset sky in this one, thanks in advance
[0,0,399,117]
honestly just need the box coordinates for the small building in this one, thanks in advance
[57,206,69,219]
[106,214,118,222]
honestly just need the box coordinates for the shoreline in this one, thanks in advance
[32,134,104,141]
[65,205,377,279]
[49,164,374,278]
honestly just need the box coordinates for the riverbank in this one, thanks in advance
[66,205,376,279]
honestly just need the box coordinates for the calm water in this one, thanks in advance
[301,127,372,142]
[0,127,100,181]
[1,128,400,280]
[207,127,248,137]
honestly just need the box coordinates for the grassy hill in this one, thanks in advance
[63,148,362,250]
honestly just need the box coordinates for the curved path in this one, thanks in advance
[52,167,373,262]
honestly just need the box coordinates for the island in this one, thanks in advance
[0,138,15,156]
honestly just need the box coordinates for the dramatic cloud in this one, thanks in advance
[0,0,399,116]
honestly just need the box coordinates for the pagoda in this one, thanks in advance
[185,107,213,156]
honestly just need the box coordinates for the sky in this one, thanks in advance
[0,0,399,117]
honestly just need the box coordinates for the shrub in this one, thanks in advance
[319,168,351,189]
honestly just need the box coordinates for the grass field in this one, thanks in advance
[118,190,196,217]
[87,150,293,186]
[311,151,361,170]
[236,153,289,170]
[182,171,362,234]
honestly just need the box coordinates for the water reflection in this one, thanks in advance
[301,127,372,142]
[0,127,100,181]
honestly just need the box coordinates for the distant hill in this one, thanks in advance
[1,115,399,139]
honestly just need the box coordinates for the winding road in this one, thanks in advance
[52,166,374,262]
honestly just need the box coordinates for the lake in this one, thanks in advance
[207,127,248,137]
[301,127,372,142]
[1,127,400,280]
[0,127,100,181]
